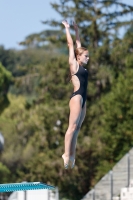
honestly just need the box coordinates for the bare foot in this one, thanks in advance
[62,154,70,169]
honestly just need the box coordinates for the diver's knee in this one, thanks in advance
[68,123,77,133]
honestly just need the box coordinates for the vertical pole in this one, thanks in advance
[48,189,50,200]
[93,188,95,200]
[127,153,130,187]
[24,191,27,200]
[110,170,113,200]
[55,187,59,200]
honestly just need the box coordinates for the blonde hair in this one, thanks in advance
[74,47,88,60]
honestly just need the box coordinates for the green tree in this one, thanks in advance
[87,67,133,181]
[0,46,19,75]
[0,162,11,183]
[20,0,133,63]
[0,1,133,199]
[0,63,12,113]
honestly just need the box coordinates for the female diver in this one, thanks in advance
[62,20,89,169]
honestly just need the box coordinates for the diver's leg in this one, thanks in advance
[62,95,83,169]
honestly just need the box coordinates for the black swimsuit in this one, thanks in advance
[70,65,88,108]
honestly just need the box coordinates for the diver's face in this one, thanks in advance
[79,50,89,65]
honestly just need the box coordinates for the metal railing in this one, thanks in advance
[82,147,133,200]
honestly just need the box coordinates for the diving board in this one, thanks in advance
[0,182,55,192]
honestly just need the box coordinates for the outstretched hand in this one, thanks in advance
[72,20,78,31]
[62,20,70,28]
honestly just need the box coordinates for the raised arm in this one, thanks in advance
[73,21,81,48]
[62,20,78,74]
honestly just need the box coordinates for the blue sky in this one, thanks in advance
[0,0,133,50]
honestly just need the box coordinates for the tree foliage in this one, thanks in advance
[0,1,133,200]
[0,62,12,113]
[0,162,11,183]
